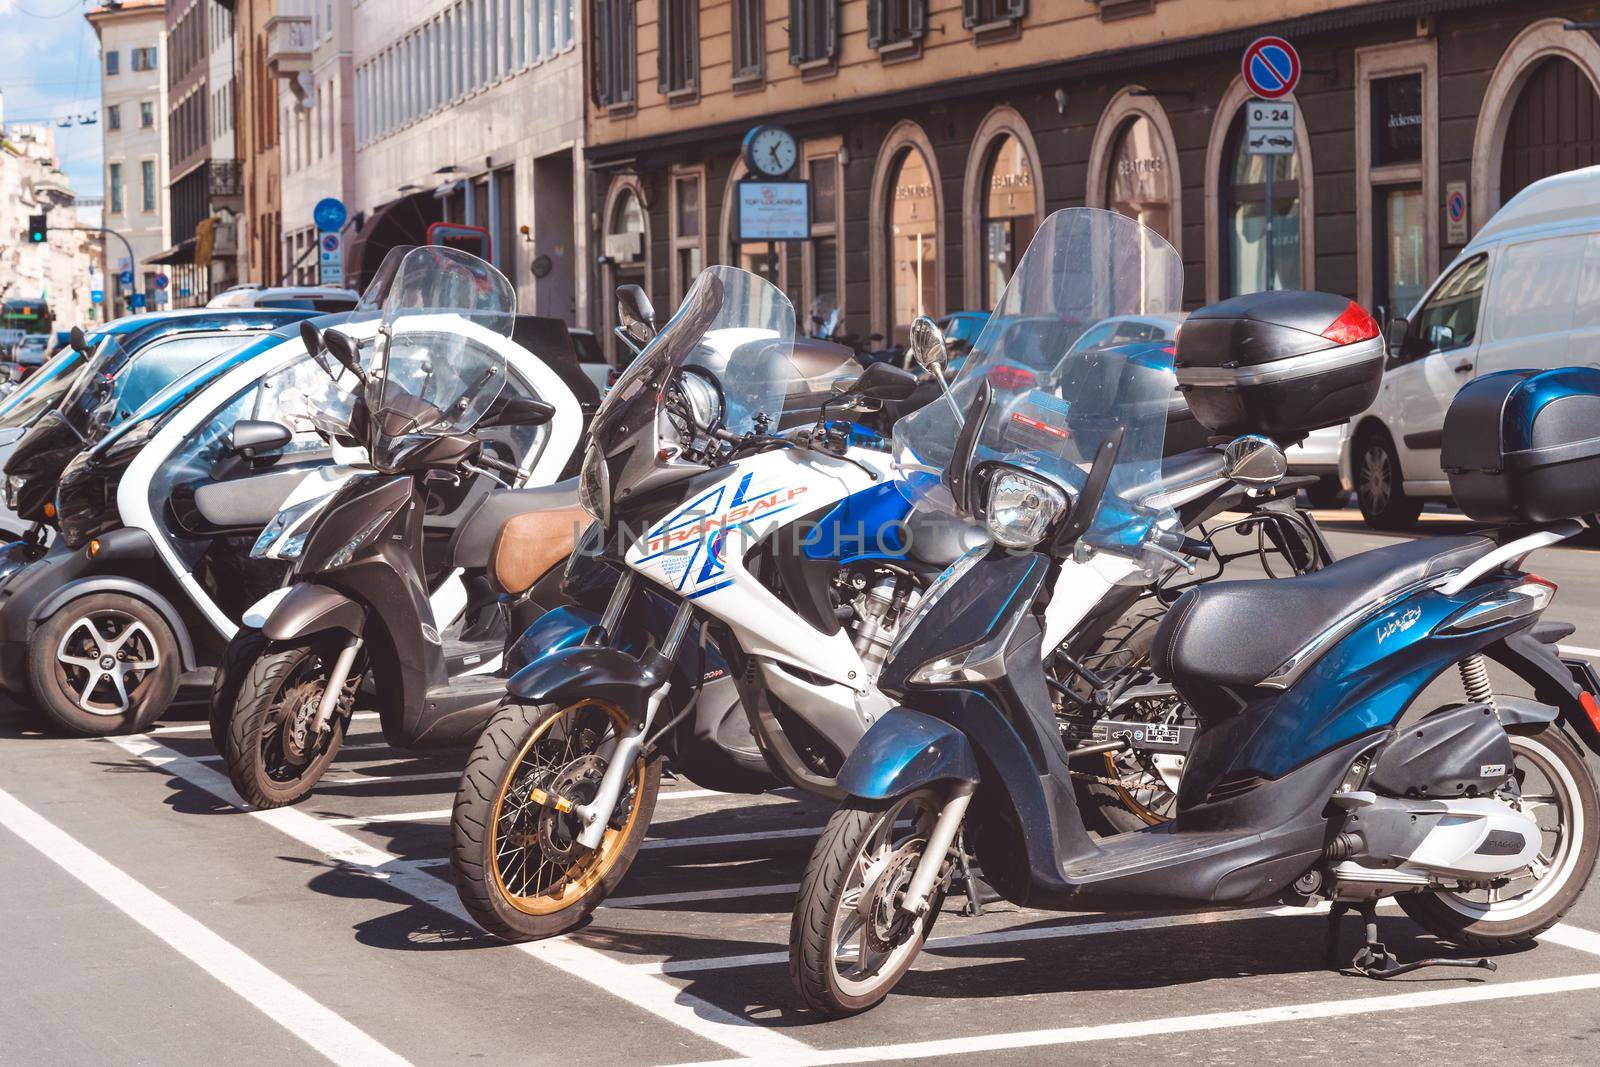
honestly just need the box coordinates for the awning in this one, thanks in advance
[342,190,443,292]
[148,238,197,266]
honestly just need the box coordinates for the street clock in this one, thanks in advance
[742,125,799,179]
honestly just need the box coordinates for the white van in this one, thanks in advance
[1344,165,1600,528]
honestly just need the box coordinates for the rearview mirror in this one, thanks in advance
[616,284,656,345]
[851,360,920,401]
[481,396,557,428]
[1384,317,1409,359]
[322,328,363,380]
[908,316,949,375]
[299,320,338,379]
[69,326,89,353]
[1223,434,1288,489]
[230,419,293,458]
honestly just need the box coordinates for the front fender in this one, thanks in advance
[506,645,655,728]
[836,707,980,800]
[261,583,366,642]
[505,605,600,676]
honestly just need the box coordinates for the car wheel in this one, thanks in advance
[28,593,181,736]
[1355,432,1422,531]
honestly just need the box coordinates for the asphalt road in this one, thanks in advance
[4,504,1600,1067]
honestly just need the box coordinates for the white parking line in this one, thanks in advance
[320,787,738,824]
[148,712,382,737]
[608,883,801,909]
[1541,922,1600,957]
[0,785,410,1067]
[108,734,814,1061]
[323,771,461,787]
[641,827,818,850]
[678,972,1600,1067]
[1559,644,1600,660]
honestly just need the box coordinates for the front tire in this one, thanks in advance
[790,788,950,1017]
[1355,431,1422,530]
[1400,725,1599,947]
[223,642,356,808]
[450,698,661,941]
[209,628,269,753]
[28,593,180,736]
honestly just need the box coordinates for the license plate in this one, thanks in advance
[1091,718,1195,753]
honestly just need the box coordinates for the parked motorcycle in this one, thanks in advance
[445,261,1325,941]
[787,207,1600,1016]
[214,246,581,807]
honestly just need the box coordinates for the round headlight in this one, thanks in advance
[679,372,722,431]
[985,468,1067,549]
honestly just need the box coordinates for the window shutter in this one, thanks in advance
[910,0,927,39]
[1007,0,1027,21]
[593,0,613,106]
[961,0,978,29]
[657,0,671,93]
[789,0,803,64]
[826,0,839,59]
[621,0,637,101]
[867,0,882,50]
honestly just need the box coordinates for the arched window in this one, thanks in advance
[602,179,649,360]
[979,135,1036,309]
[889,145,938,341]
[1501,56,1600,203]
[1221,109,1301,296]
[1107,115,1173,243]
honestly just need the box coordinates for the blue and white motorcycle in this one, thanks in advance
[446,263,1321,940]
[787,207,1600,1015]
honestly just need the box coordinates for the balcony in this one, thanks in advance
[266,14,313,78]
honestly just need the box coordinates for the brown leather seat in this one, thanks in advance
[488,505,590,595]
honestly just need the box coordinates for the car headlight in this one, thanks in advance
[984,468,1067,549]
[578,441,609,525]
[251,496,329,560]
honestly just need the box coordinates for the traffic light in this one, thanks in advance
[27,215,47,243]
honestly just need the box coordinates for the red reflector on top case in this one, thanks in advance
[1322,301,1381,345]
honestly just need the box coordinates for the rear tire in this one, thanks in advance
[1355,431,1421,531]
[223,643,353,808]
[790,789,949,1017]
[450,698,661,941]
[1400,725,1599,947]
[28,593,180,736]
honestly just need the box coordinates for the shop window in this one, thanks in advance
[1370,74,1423,167]
[889,147,938,341]
[805,152,843,332]
[591,0,637,107]
[868,0,926,53]
[671,169,706,305]
[1221,109,1301,296]
[658,0,699,96]
[979,134,1036,309]
[1373,185,1426,322]
[732,0,765,83]
[608,188,647,269]
[1107,114,1171,243]
[789,0,838,66]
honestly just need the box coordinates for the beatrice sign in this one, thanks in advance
[736,180,812,241]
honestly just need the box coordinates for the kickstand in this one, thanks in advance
[1327,900,1497,980]
[953,829,992,917]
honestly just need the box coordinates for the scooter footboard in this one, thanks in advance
[835,708,980,800]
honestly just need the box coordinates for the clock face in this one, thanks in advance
[747,126,799,178]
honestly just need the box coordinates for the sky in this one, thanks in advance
[0,0,106,198]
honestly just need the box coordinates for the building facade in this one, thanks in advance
[87,0,170,317]
[345,0,588,313]
[0,119,103,336]
[156,0,244,306]
[584,0,1600,351]
[228,0,286,287]
[280,0,357,286]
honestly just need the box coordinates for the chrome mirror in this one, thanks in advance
[615,284,656,347]
[908,316,949,375]
[1223,434,1288,489]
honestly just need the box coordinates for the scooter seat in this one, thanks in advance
[452,478,585,593]
[1150,534,1497,689]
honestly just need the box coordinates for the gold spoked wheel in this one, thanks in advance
[451,697,661,940]
[489,700,645,915]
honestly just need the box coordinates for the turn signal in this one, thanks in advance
[42,501,55,519]
[87,539,101,558]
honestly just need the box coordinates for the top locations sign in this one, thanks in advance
[1242,36,1301,100]
[735,180,812,241]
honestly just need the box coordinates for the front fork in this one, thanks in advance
[900,781,975,917]
[571,594,695,851]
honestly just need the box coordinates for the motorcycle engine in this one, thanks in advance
[840,567,922,678]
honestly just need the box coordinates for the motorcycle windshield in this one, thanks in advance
[894,208,1184,557]
[587,266,796,497]
[0,336,98,429]
[369,245,514,469]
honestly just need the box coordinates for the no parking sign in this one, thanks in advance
[319,232,345,287]
[1446,181,1470,245]
[1242,36,1301,100]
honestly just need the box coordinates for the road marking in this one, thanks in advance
[323,771,461,787]
[322,808,451,826]
[678,972,1600,1066]
[641,827,818,850]
[1542,922,1600,957]
[109,734,814,1061]
[608,882,801,909]
[1558,644,1600,660]
[641,903,1322,976]
[148,712,382,736]
[0,785,409,1067]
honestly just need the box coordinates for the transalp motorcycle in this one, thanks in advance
[213,246,577,807]
[447,260,1328,941]
[786,207,1600,1016]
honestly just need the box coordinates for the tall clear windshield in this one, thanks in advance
[0,338,97,429]
[592,266,795,450]
[895,208,1184,558]
[369,246,514,469]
